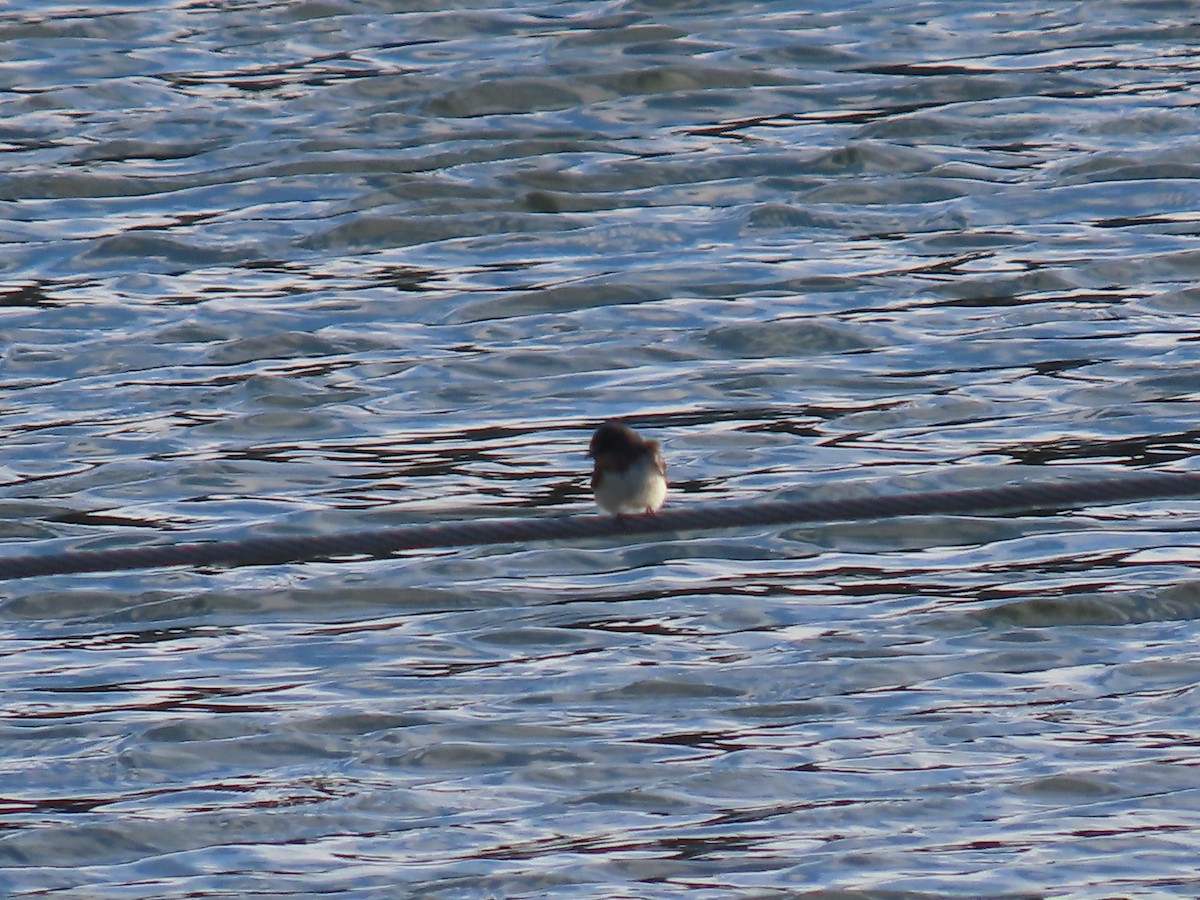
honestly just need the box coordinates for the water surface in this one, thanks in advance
[2,0,1200,896]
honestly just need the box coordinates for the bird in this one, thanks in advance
[587,421,667,515]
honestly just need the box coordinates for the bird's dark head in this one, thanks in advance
[588,421,643,458]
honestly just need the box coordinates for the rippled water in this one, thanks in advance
[3,0,1200,896]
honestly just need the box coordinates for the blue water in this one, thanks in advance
[2,1,1200,896]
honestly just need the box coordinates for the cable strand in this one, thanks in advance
[1,471,1198,581]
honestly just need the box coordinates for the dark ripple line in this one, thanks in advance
[2,472,1199,581]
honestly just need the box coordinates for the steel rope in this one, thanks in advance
[1,471,1198,581]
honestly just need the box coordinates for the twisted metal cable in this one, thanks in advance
[1,471,1199,581]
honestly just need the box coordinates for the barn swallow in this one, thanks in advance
[588,421,667,515]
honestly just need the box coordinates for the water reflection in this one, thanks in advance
[2,0,1200,896]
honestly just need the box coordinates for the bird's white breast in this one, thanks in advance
[594,455,667,514]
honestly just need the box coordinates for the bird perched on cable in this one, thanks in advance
[588,421,667,515]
